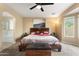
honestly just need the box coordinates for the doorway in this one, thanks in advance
[0,16,15,49]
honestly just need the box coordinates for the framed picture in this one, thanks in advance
[33,18,45,28]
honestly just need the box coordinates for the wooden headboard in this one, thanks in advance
[30,28,49,34]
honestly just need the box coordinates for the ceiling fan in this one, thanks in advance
[30,3,54,12]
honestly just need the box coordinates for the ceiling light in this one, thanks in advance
[52,13,55,15]
[36,5,41,9]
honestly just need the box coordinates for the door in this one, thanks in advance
[0,17,15,43]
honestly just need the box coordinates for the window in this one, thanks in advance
[63,16,75,37]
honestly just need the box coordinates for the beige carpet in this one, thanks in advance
[52,43,79,56]
[0,43,79,56]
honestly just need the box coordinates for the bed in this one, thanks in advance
[18,28,61,52]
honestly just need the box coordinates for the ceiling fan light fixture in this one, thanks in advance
[36,5,41,9]
[30,3,54,12]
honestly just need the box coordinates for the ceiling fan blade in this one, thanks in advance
[41,7,44,12]
[36,3,54,5]
[30,5,38,10]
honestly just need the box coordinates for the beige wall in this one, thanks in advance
[46,17,60,35]
[23,18,33,34]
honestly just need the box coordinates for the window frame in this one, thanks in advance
[63,16,75,37]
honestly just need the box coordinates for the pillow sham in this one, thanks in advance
[31,32,35,35]
[44,31,49,34]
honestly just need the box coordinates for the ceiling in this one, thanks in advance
[5,3,73,17]
[65,7,79,15]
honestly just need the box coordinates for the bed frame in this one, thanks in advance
[18,28,61,52]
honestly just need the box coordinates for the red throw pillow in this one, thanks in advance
[40,33,49,36]
[40,33,44,36]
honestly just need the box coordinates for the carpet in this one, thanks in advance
[0,43,79,56]
[0,44,24,56]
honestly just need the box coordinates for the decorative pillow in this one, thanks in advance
[33,31,40,35]
[36,31,40,34]
[44,31,49,34]
[40,33,44,36]
[43,31,49,36]
[40,32,49,36]
[31,32,35,35]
